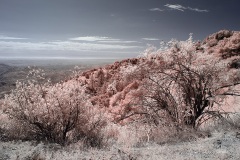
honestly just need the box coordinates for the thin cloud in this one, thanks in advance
[165,4,186,12]
[164,4,208,12]
[0,40,142,52]
[142,38,160,41]
[188,7,208,12]
[69,36,140,44]
[0,35,28,40]
[149,8,164,12]
[69,36,118,42]
[99,40,140,44]
[49,41,141,50]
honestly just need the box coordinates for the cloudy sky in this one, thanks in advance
[0,0,239,59]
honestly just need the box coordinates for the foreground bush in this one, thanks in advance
[2,68,107,147]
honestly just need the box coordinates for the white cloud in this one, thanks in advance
[142,38,160,41]
[0,40,142,52]
[69,36,140,44]
[188,7,208,12]
[49,41,140,50]
[0,36,143,55]
[165,4,186,12]
[149,8,164,12]
[69,36,118,42]
[164,4,208,12]
[0,35,28,40]
[99,40,140,44]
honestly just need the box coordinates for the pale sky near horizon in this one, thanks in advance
[0,0,239,59]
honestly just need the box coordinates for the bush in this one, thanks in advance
[2,68,107,147]
[117,36,240,132]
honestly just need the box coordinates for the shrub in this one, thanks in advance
[118,36,240,131]
[3,68,107,147]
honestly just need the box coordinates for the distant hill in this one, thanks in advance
[0,64,12,77]
[0,64,13,86]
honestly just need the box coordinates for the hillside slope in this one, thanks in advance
[65,30,240,123]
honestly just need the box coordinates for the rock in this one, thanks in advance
[215,30,233,41]
[213,139,222,149]
[236,132,240,139]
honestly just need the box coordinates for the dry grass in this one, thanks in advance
[1,95,240,159]
[1,130,240,160]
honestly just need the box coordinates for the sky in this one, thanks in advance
[0,0,239,59]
